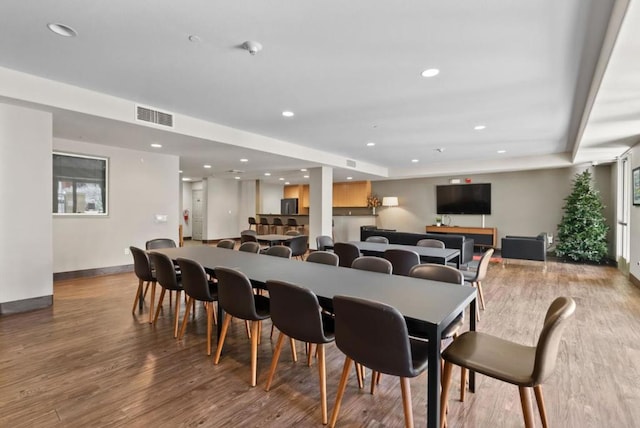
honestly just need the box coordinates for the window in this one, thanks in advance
[53,152,108,215]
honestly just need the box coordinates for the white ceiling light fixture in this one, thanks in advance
[285,181,290,185]
[179,170,183,174]
[421,68,440,78]
[303,175,309,178]
[242,40,262,55]
[346,176,353,180]
[474,125,486,130]
[300,168,307,172]
[264,172,271,176]
[411,159,419,163]
[182,177,192,182]
[366,142,375,147]
[282,111,295,118]
[150,143,162,148]
[240,158,248,162]
[47,23,77,37]
[497,150,507,154]
[279,177,284,181]
[234,176,241,180]
[203,164,212,168]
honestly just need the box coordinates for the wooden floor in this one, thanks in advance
[2,257,640,427]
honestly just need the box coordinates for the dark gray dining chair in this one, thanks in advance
[463,247,494,315]
[306,251,339,266]
[351,256,393,274]
[416,238,445,249]
[365,235,389,244]
[216,239,236,249]
[316,235,334,252]
[130,246,156,319]
[214,267,270,387]
[265,280,336,424]
[333,242,361,268]
[148,252,183,337]
[329,295,429,428]
[176,258,218,356]
[440,297,576,428]
[383,249,420,276]
[240,229,258,243]
[287,235,308,260]
[238,241,261,253]
[265,245,292,259]
[145,238,177,250]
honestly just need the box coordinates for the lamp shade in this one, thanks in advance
[382,196,399,207]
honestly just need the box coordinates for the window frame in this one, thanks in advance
[53,151,109,216]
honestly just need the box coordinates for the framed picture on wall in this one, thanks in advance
[633,167,640,206]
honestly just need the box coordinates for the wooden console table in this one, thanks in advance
[426,225,497,248]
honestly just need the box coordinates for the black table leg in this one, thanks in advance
[469,297,477,392]
[426,327,442,428]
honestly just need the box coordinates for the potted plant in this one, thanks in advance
[435,215,442,226]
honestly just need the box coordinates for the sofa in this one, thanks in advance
[360,226,475,265]
[501,233,548,261]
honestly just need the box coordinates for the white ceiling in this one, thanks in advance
[1,0,638,183]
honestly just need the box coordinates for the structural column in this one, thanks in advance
[308,167,333,249]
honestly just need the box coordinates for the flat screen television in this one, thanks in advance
[436,183,491,215]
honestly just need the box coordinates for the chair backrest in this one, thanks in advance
[176,258,215,302]
[285,230,301,236]
[351,256,393,274]
[416,238,445,249]
[409,263,463,284]
[149,252,180,290]
[260,217,270,226]
[240,230,258,243]
[468,248,495,282]
[288,235,309,257]
[306,251,339,266]
[130,246,153,281]
[365,236,389,244]
[145,238,177,250]
[287,218,298,227]
[333,295,424,378]
[333,242,361,268]
[217,239,236,249]
[238,241,261,253]
[267,280,332,344]
[383,249,420,276]
[316,235,334,251]
[272,217,284,226]
[248,216,257,225]
[265,245,292,258]
[214,267,263,320]
[532,296,576,383]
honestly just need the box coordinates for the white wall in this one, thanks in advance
[52,138,179,272]
[0,103,53,304]
[372,165,614,250]
[629,145,640,280]
[205,178,241,240]
[238,180,257,232]
[259,182,283,214]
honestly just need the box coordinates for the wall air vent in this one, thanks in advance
[346,159,356,168]
[136,105,174,128]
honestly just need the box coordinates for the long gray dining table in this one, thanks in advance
[154,245,476,428]
[347,240,461,268]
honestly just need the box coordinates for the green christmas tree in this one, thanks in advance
[555,170,609,262]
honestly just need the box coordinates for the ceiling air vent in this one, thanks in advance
[346,159,356,168]
[136,105,174,128]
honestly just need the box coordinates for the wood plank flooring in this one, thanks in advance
[1,258,640,427]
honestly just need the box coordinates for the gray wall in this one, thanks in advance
[372,165,614,250]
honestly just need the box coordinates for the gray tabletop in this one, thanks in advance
[348,240,460,266]
[255,234,296,245]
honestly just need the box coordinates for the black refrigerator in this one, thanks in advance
[280,198,299,215]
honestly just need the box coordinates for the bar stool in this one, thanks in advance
[259,217,271,234]
[272,217,284,234]
[248,217,258,231]
[287,218,303,234]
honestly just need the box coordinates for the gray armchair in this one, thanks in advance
[501,233,548,261]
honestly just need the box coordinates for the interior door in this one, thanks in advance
[192,189,203,241]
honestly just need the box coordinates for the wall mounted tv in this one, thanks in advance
[436,183,491,215]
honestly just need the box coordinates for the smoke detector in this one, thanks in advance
[242,41,262,55]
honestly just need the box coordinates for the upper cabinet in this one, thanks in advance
[284,180,371,208]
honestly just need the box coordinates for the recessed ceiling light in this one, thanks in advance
[285,182,290,185]
[234,176,241,180]
[300,168,307,172]
[279,177,284,181]
[474,125,486,130]
[240,158,248,162]
[264,172,271,176]
[411,159,419,163]
[179,170,183,174]
[421,68,440,78]
[282,111,295,118]
[203,164,212,168]
[347,176,353,180]
[182,177,192,182]
[366,142,375,147]
[150,143,162,148]
[497,150,507,154]
[47,23,77,37]
[303,175,309,178]
[188,35,202,43]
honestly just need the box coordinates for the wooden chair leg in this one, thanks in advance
[245,320,251,339]
[212,301,217,325]
[214,313,233,364]
[534,385,549,428]
[460,367,467,402]
[477,281,486,310]
[370,371,378,395]
[318,344,328,425]
[206,302,213,356]
[148,281,157,324]
[440,361,454,428]
[143,281,150,298]
[329,356,353,428]
[400,377,414,428]
[250,320,260,387]
[307,343,314,367]
[518,386,535,428]
[153,287,166,324]
[132,279,144,313]
[172,290,181,338]
[178,296,193,340]
[265,331,286,391]
[355,363,364,389]
[290,337,298,362]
